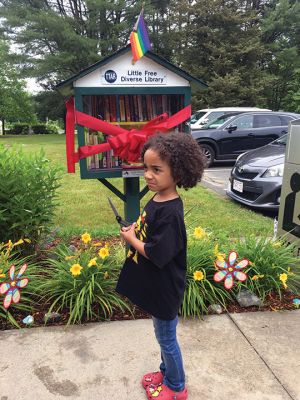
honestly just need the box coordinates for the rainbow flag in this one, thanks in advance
[130,10,152,63]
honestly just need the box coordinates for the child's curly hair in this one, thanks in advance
[141,131,206,189]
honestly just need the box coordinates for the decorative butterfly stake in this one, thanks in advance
[213,251,249,290]
[0,264,29,309]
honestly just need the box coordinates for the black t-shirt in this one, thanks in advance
[116,196,187,320]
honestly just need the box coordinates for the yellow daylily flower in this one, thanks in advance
[213,244,226,261]
[92,242,103,247]
[70,263,83,276]
[0,269,6,278]
[98,247,109,259]
[88,258,97,267]
[193,270,204,281]
[251,274,264,281]
[4,240,13,249]
[194,227,207,239]
[13,239,24,246]
[279,273,288,288]
[81,232,91,244]
[103,271,109,279]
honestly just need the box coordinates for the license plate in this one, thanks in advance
[233,179,243,193]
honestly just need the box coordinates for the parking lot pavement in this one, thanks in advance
[201,164,233,197]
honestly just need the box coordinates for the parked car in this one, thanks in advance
[190,107,271,130]
[192,111,300,167]
[226,134,289,211]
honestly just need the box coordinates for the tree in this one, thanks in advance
[0,40,35,133]
[33,91,66,124]
[0,0,144,88]
[1,0,299,111]
[168,0,270,108]
[260,0,300,111]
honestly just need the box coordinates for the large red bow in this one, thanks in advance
[66,97,191,173]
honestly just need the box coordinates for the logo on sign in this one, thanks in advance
[104,70,117,83]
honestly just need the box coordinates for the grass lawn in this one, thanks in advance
[0,134,273,239]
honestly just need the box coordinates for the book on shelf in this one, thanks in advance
[146,95,153,120]
[124,95,131,122]
[104,96,110,121]
[119,95,126,122]
[137,95,143,121]
[141,95,148,121]
[109,95,117,122]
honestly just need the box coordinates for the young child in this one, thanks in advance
[116,131,205,400]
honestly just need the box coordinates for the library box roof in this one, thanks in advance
[56,44,207,96]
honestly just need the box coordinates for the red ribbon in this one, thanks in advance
[65,97,191,173]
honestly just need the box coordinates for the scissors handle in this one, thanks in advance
[116,216,131,227]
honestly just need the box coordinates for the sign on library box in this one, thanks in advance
[101,68,167,85]
[122,169,144,178]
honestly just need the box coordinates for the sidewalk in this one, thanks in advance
[0,310,299,400]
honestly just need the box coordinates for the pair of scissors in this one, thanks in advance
[107,197,131,227]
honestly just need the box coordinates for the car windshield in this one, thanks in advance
[272,134,287,145]
[190,111,207,124]
[200,114,235,129]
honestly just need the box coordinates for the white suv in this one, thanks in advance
[190,107,271,130]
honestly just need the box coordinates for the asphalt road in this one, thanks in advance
[201,161,234,197]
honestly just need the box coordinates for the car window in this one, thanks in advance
[190,111,206,124]
[253,114,281,128]
[206,111,223,123]
[201,114,236,129]
[229,115,254,129]
[279,115,294,126]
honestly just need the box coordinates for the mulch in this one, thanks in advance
[1,291,298,331]
[1,236,299,331]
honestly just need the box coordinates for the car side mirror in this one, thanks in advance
[227,125,237,133]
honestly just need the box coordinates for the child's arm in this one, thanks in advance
[120,224,149,259]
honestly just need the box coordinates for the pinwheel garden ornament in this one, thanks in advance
[0,264,29,309]
[213,251,249,290]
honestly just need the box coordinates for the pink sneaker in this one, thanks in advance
[141,371,164,389]
[146,383,188,399]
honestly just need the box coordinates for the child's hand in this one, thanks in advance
[120,223,136,244]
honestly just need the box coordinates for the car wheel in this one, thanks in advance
[200,144,215,167]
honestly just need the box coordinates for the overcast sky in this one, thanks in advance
[26,77,42,94]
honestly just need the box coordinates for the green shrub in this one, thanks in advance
[31,123,59,134]
[37,235,130,324]
[0,145,61,246]
[7,123,31,135]
[7,122,59,135]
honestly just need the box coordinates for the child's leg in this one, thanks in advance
[159,352,166,376]
[152,316,185,392]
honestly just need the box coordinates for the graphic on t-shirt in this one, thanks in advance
[127,210,147,264]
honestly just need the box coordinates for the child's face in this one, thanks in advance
[143,149,177,195]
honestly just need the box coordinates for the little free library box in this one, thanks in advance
[57,44,207,221]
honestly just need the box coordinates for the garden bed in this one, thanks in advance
[1,231,299,331]
[0,289,298,331]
